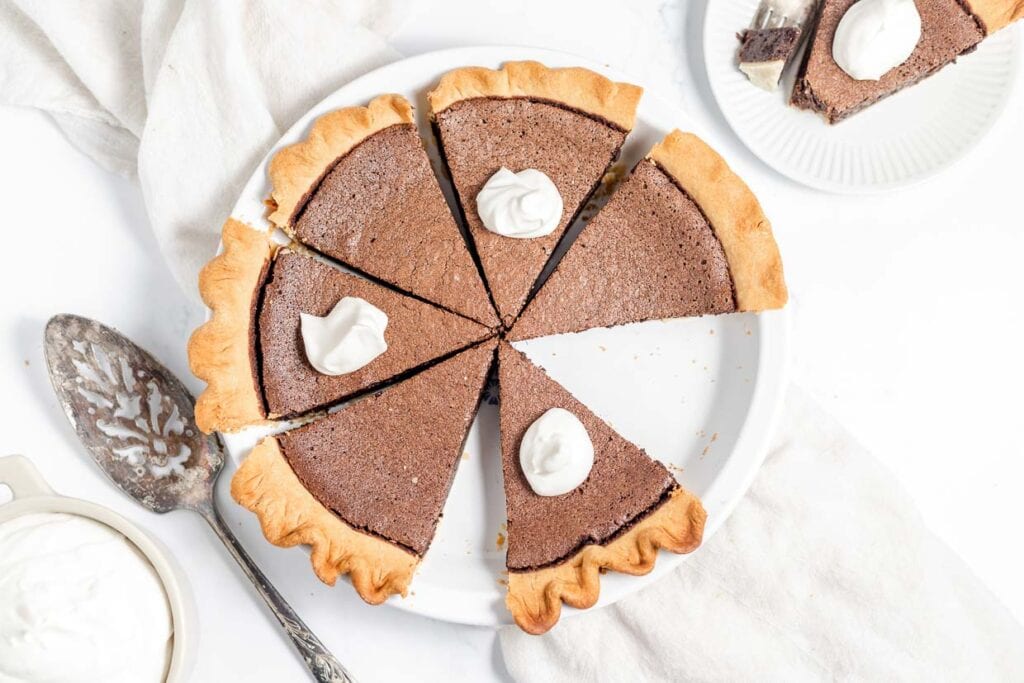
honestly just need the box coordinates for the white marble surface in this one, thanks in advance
[0,1,1021,681]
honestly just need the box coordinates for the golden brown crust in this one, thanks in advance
[649,131,788,312]
[231,437,419,604]
[427,61,642,131]
[267,94,415,227]
[188,218,272,433]
[506,486,706,635]
[965,0,1024,33]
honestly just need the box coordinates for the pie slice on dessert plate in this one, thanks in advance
[267,94,497,327]
[497,342,706,634]
[231,339,498,604]
[428,61,643,327]
[188,219,492,433]
[791,0,1023,123]
[510,131,787,341]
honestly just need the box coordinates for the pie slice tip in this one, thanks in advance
[188,218,272,434]
[427,60,644,131]
[267,93,414,229]
[231,436,419,604]
[506,487,706,635]
[648,130,787,313]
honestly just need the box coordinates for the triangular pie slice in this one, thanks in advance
[189,219,492,432]
[231,339,497,604]
[428,61,642,327]
[267,94,497,327]
[791,0,1021,123]
[510,131,787,341]
[497,343,706,634]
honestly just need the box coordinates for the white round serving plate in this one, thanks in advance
[221,45,790,628]
[704,0,1019,193]
[0,455,196,682]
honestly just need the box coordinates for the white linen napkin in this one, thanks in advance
[0,0,408,298]
[2,4,1022,680]
[500,387,1024,681]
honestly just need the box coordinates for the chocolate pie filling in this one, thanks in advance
[290,123,497,327]
[791,0,984,123]
[738,27,803,63]
[433,97,627,327]
[257,251,491,418]
[276,341,497,556]
[511,159,736,341]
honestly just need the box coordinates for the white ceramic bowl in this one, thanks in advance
[0,455,196,683]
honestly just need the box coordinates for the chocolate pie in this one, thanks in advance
[738,27,805,91]
[189,61,790,634]
[791,0,1021,122]
[189,219,492,432]
[428,62,642,327]
[231,339,497,604]
[510,130,786,341]
[498,343,706,634]
[268,94,497,327]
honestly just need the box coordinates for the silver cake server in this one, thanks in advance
[44,314,354,683]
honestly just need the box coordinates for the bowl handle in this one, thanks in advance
[0,455,54,502]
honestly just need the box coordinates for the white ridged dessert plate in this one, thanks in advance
[220,45,789,628]
[704,0,1019,193]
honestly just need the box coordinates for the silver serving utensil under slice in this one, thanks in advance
[44,314,354,683]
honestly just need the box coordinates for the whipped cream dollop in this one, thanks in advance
[476,168,564,239]
[519,408,595,496]
[0,513,172,683]
[832,0,922,81]
[301,296,388,376]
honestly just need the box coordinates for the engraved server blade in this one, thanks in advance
[44,313,355,683]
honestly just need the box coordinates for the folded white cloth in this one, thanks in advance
[500,387,1024,681]
[3,5,1022,680]
[0,0,408,297]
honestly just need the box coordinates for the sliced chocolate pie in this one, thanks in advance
[498,343,706,634]
[189,61,793,632]
[738,27,805,91]
[189,219,492,433]
[232,339,497,604]
[428,61,642,327]
[510,131,786,341]
[792,0,1022,123]
[268,94,497,327]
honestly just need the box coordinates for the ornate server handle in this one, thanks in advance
[199,504,355,683]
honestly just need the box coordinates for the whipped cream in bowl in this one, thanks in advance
[832,0,922,81]
[0,455,194,683]
[476,167,564,239]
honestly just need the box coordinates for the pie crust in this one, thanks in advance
[506,487,706,635]
[231,436,418,604]
[649,131,788,312]
[188,218,273,433]
[427,61,643,131]
[965,0,1024,33]
[267,93,415,228]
